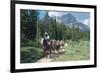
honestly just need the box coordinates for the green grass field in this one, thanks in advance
[52,40,90,62]
[21,40,90,63]
[20,47,44,63]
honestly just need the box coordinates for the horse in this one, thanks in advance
[50,40,57,56]
[41,38,52,58]
[41,38,66,58]
[50,40,65,56]
[58,40,65,54]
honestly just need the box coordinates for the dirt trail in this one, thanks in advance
[37,57,52,63]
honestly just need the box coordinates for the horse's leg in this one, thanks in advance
[44,47,47,58]
[43,48,46,57]
[49,49,52,58]
[45,47,50,58]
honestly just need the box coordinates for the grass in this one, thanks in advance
[52,40,90,62]
[20,40,90,63]
[20,47,44,63]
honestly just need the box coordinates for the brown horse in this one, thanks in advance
[41,38,65,58]
[50,40,65,56]
[42,38,52,58]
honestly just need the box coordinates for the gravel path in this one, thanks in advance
[37,57,52,63]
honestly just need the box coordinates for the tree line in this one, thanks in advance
[21,10,90,47]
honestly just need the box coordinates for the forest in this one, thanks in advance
[20,9,90,63]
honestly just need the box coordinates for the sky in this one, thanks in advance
[38,11,47,19]
[38,10,90,26]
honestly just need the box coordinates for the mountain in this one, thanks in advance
[57,13,77,24]
[56,13,90,31]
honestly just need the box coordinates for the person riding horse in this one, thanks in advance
[44,32,50,45]
[42,32,51,57]
[41,32,65,58]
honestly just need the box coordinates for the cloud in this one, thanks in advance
[83,19,90,26]
[48,11,68,17]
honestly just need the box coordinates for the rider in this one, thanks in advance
[44,32,50,45]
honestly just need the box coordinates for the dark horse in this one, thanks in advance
[43,38,51,58]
